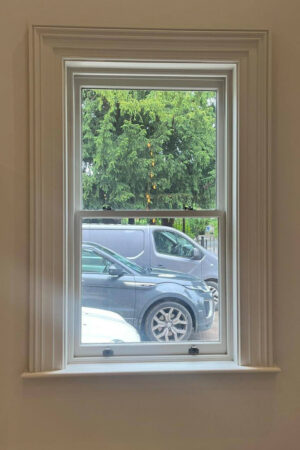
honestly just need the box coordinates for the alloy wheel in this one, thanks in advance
[151,306,189,342]
[207,283,219,310]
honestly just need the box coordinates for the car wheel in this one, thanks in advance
[206,280,219,311]
[144,301,193,342]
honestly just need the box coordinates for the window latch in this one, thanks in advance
[102,348,114,357]
[188,345,199,355]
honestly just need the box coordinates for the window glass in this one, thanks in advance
[79,83,221,352]
[81,89,217,211]
[80,218,219,344]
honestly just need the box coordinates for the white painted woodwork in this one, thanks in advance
[29,27,272,372]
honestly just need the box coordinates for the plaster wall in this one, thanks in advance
[0,1,299,449]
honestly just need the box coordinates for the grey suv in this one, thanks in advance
[82,242,215,342]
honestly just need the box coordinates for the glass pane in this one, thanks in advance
[81,89,217,210]
[80,217,220,344]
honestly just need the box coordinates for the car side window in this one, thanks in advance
[82,249,112,274]
[154,230,196,258]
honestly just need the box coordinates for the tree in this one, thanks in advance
[81,89,216,211]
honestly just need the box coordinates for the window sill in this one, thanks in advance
[22,361,281,378]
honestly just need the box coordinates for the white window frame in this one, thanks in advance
[26,26,278,376]
[69,70,228,361]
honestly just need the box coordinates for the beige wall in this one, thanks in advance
[1,1,300,449]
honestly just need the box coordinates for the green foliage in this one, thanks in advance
[81,89,216,210]
[173,218,218,238]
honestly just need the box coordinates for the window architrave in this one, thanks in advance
[28,26,275,374]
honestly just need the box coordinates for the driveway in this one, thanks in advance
[192,312,219,341]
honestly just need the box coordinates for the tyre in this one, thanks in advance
[205,280,219,311]
[144,301,193,342]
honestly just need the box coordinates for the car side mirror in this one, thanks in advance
[192,247,202,260]
[108,265,124,277]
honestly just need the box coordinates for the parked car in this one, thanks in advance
[82,242,214,342]
[81,307,141,343]
[82,224,219,308]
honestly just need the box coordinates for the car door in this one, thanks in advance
[150,229,202,276]
[81,249,136,324]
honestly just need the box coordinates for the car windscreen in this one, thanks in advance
[87,244,146,274]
